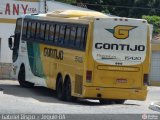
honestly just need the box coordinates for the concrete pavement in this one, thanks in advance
[0,80,160,114]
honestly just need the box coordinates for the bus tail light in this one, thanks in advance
[143,74,149,85]
[86,70,92,82]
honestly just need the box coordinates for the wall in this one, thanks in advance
[149,40,160,86]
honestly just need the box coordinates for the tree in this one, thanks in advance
[142,15,160,34]
[129,0,157,18]
[55,0,160,18]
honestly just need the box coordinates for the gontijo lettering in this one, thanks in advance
[44,48,63,60]
[95,43,145,51]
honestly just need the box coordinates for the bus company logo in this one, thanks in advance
[105,25,137,39]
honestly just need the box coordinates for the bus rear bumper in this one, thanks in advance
[82,86,147,100]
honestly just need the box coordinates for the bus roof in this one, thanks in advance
[46,10,111,18]
[22,10,146,24]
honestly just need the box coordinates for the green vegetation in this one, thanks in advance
[142,15,160,34]
[56,0,160,18]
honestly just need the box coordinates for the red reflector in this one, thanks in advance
[86,70,92,82]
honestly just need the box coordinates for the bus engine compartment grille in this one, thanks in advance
[75,75,83,94]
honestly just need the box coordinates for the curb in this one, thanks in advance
[149,102,160,112]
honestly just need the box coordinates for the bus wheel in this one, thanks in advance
[99,99,113,104]
[114,99,125,104]
[64,79,76,102]
[56,76,65,100]
[18,66,34,88]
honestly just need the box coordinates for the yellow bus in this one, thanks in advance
[8,10,151,104]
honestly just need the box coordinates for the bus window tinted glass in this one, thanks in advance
[55,24,60,44]
[30,21,36,39]
[22,20,27,38]
[59,25,65,45]
[70,26,76,47]
[81,27,87,49]
[40,23,45,40]
[65,26,71,45]
[45,24,50,41]
[76,27,82,48]
[27,21,32,39]
[49,24,55,42]
[36,22,40,39]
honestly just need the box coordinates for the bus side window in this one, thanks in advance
[45,24,50,42]
[76,27,82,48]
[58,25,65,45]
[70,26,76,47]
[36,22,41,40]
[64,25,71,46]
[80,27,87,50]
[30,21,36,40]
[55,24,60,44]
[22,20,28,39]
[49,24,55,43]
[40,23,46,41]
[27,21,32,39]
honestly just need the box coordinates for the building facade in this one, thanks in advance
[149,38,160,86]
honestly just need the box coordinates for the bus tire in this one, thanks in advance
[18,65,34,88]
[99,99,113,104]
[56,76,65,100]
[64,78,76,102]
[114,99,125,104]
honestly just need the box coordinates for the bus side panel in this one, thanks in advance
[39,44,86,93]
